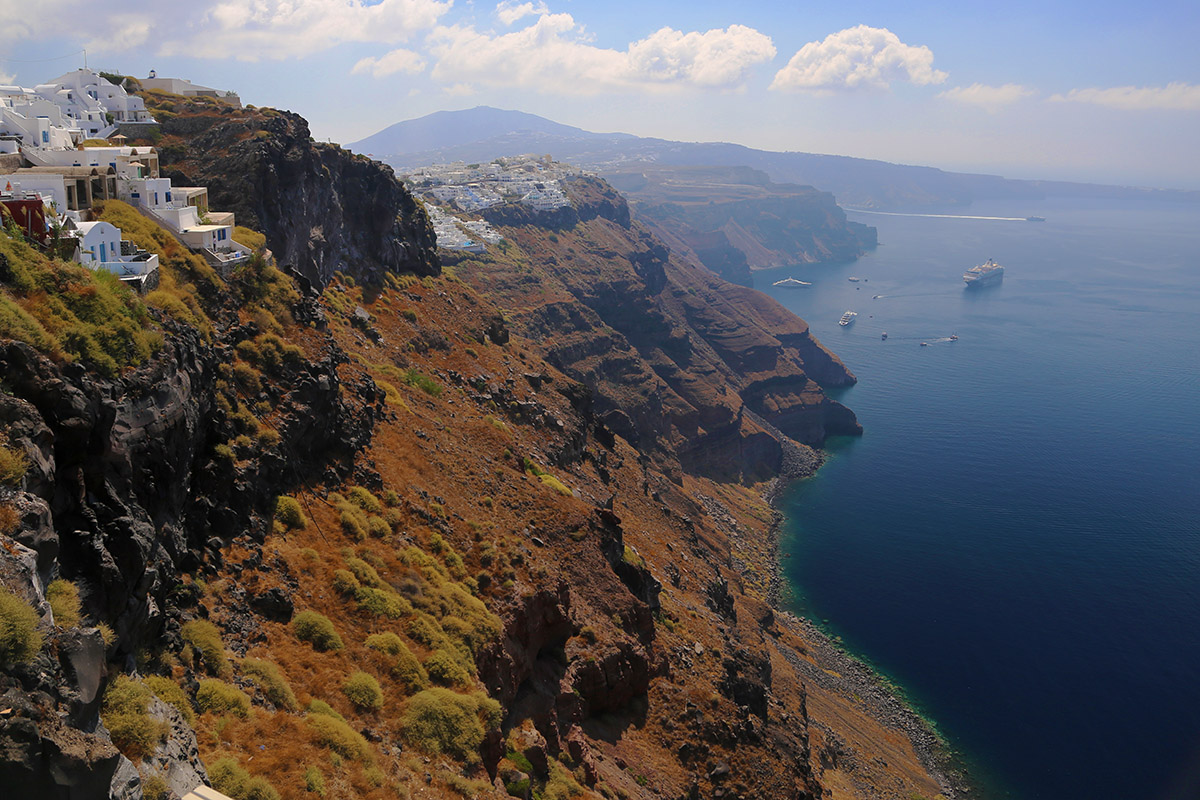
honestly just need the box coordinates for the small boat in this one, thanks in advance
[839,311,857,327]
[1026,216,1046,222]
[881,332,888,341]
[949,334,959,341]
[772,277,812,288]
[847,276,861,282]
[920,342,928,347]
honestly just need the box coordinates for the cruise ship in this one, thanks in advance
[964,258,1004,287]
[839,310,858,326]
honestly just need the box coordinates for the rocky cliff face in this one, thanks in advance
[604,165,877,286]
[458,176,860,485]
[1,105,956,800]
[151,99,438,288]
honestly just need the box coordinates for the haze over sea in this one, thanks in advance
[762,199,1200,800]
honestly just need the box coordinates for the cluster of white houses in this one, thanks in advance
[0,69,248,290]
[403,155,578,215]
[424,204,504,253]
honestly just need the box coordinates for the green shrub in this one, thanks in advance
[274,496,307,531]
[0,439,28,486]
[402,368,442,397]
[196,678,251,718]
[0,588,43,666]
[355,586,412,619]
[402,688,501,763]
[332,569,360,595]
[342,670,384,711]
[365,632,429,693]
[340,509,368,540]
[102,675,167,760]
[347,486,383,513]
[367,515,390,538]
[143,675,196,725]
[232,361,262,394]
[292,611,344,651]
[306,698,345,721]
[242,657,298,711]
[181,619,231,677]
[303,765,327,797]
[307,712,373,762]
[425,648,472,688]
[208,757,282,800]
[46,579,81,628]
[141,773,170,800]
[345,557,384,588]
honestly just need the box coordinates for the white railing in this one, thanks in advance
[95,253,158,277]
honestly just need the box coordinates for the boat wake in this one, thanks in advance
[845,209,1029,222]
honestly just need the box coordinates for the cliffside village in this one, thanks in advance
[402,156,585,252]
[1,68,592,279]
[0,69,248,291]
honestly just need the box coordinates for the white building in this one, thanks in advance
[63,218,159,285]
[0,89,79,152]
[140,72,241,107]
[32,70,155,139]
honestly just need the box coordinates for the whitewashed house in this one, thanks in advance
[140,73,241,107]
[32,70,155,139]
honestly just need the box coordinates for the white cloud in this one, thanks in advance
[771,25,946,92]
[352,48,427,78]
[428,14,774,94]
[939,82,1033,112]
[1049,82,1200,111]
[496,1,549,26]
[159,0,453,61]
[627,25,775,88]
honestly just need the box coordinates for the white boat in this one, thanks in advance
[839,311,857,326]
[847,276,862,282]
[772,277,812,287]
[964,258,1004,287]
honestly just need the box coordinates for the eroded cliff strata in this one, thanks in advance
[0,97,961,800]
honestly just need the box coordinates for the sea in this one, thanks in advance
[758,198,1200,800]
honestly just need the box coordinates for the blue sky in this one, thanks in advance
[2,0,1197,188]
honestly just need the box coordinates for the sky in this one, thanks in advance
[2,0,1198,189]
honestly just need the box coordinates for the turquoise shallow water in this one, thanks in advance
[759,199,1200,800]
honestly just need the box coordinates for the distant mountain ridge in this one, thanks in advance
[348,107,1200,210]
[351,106,632,158]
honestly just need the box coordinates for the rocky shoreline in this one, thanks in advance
[754,429,974,799]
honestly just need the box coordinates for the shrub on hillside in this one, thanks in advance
[208,757,282,800]
[274,496,308,531]
[196,678,251,718]
[307,712,372,762]
[0,587,43,666]
[242,657,298,711]
[102,675,167,760]
[143,675,195,725]
[292,611,344,651]
[342,670,384,711]
[46,579,81,628]
[402,688,501,763]
[365,632,429,693]
[181,619,231,677]
[425,648,472,688]
[0,438,28,486]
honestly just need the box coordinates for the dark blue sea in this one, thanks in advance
[758,199,1200,800]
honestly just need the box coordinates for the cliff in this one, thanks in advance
[146,93,439,287]
[0,105,960,800]
[456,175,860,485]
[604,166,876,286]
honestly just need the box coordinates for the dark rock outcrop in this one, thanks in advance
[157,107,439,288]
